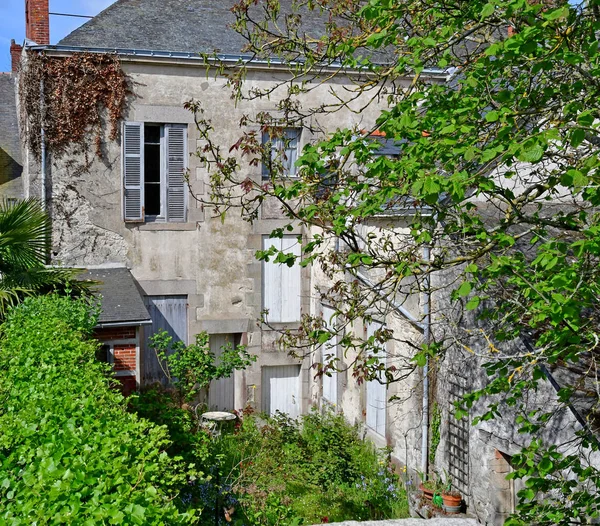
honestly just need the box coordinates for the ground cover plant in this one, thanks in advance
[0,295,198,524]
[214,410,408,525]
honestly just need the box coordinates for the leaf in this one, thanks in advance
[485,110,499,122]
[481,3,495,18]
[570,128,586,148]
[517,140,544,163]
[466,296,480,310]
[457,281,472,297]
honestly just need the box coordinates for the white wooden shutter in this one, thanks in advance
[262,365,301,419]
[165,124,187,222]
[263,236,301,322]
[281,236,301,322]
[322,305,338,404]
[366,321,387,436]
[123,122,144,222]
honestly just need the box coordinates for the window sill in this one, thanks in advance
[137,222,197,231]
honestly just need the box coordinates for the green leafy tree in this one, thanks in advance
[188,0,600,522]
[150,329,256,402]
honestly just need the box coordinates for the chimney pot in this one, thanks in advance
[10,39,23,72]
[25,0,50,45]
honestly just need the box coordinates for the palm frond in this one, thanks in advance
[0,199,51,271]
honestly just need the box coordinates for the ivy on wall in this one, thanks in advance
[19,52,129,159]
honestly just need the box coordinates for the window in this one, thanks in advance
[262,128,300,177]
[321,305,338,405]
[123,122,188,222]
[366,320,387,436]
[262,236,301,322]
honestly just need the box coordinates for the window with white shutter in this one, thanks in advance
[366,320,387,437]
[262,236,301,322]
[321,305,338,405]
[122,122,187,223]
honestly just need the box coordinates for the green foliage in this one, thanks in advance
[214,409,408,525]
[195,0,600,521]
[0,199,90,316]
[0,295,197,524]
[150,329,256,401]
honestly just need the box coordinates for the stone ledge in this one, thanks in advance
[309,520,478,526]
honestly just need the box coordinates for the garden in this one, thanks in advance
[0,294,409,525]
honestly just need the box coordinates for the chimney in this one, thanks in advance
[25,0,50,45]
[10,40,23,72]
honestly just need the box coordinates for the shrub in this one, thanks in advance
[0,295,197,524]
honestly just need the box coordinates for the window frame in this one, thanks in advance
[122,121,188,223]
[261,127,301,178]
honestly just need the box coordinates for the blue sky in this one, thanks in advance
[0,0,114,72]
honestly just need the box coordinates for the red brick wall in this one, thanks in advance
[113,344,136,372]
[25,0,49,45]
[94,327,136,341]
[10,40,22,72]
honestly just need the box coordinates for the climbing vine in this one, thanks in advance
[19,51,129,159]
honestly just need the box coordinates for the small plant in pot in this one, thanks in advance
[442,477,462,514]
[417,472,445,504]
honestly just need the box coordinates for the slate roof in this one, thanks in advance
[58,0,329,56]
[0,74,23,200]
[80,267,151,326]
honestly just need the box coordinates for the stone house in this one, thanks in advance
[4,1,596,524]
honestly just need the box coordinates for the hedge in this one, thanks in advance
[0,295,197,524]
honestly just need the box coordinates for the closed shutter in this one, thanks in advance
[165,124,187,222]
[262,236,301,322]
[143,295,188,384]
[208,334,237,411]
[366,321,387,436]
[322,305,338,405]
[123,122,144,222]
[262,364,301,419]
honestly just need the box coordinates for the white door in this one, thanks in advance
[262,365,301,419]
[321,305,338,405]
[208,334,237,411]
[366,321,387,436]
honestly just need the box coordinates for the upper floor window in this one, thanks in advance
[262,128,301,178]
[262,235,301,322]
[123,122,188,222]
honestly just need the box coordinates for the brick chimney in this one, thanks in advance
[10,40,23,72]
[25,0,50,45]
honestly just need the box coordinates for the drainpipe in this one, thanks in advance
[40,78,46,210]
[421,245,431,475]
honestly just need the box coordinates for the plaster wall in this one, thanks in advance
[21,59,407,415]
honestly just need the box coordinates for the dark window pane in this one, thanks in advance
[96,344,111,363]
[145,184,161,216]
[145,124,161,144]
[145,144,161,182]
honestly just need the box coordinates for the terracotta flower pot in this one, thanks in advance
[419,483,434,501]
[442,493,462,513]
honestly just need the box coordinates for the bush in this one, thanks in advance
[214,409,408,525]
[0,295,198,524]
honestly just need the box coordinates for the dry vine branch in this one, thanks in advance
[19,51,130,160]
